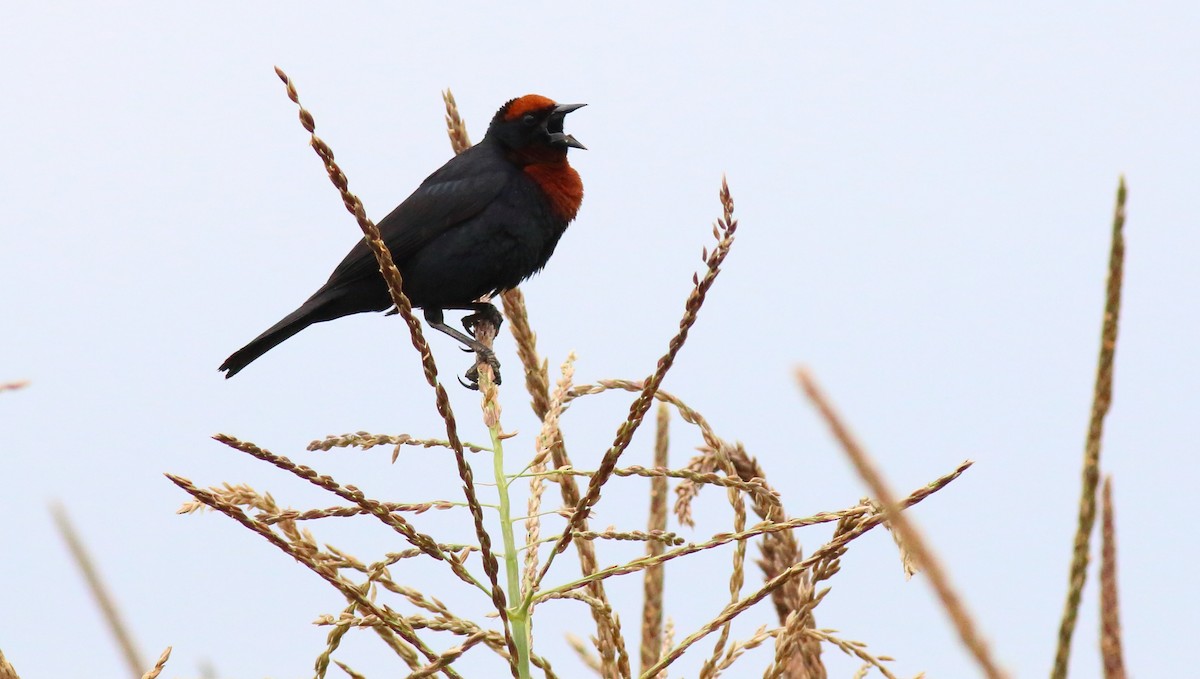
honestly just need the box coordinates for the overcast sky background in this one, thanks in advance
[3,3,1198,677]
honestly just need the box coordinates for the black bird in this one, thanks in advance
[219,95,585,385]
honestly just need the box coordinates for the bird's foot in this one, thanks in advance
[461,303,504,335]
[458,347,502,390]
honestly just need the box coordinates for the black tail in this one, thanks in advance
[220,297,329,378]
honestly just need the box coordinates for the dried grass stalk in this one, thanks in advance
[764,611,806,679]
[335,660,367,679]
[0,649,20,679]
[1052,177,1128,679]
[566,634,604,675]
[700,443,749,679]
[1099,476,1126,679]
[540,508,867,600]
[803,629,898,679]
[640,404,670,673]
[272,69,518,671]
[211,434,485,593]
[307,432,490,456]
[139,647,172,679]
[524,355,577,595]
[442,89,472,155]
[50,503,145,676]
[795,368,1005,679]
[166,474,451,676]
[642,460,971,677]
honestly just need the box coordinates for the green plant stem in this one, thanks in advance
[489,399,532,679]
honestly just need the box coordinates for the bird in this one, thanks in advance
[219,94,585,386]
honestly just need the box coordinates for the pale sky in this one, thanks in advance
[3,3,1198,677]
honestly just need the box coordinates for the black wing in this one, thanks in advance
[324,148,511,287]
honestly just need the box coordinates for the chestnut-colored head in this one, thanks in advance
[487,94,586,154]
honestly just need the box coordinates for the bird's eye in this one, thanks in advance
[522,114,536,126]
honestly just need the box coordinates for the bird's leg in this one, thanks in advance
[423,307,501,389]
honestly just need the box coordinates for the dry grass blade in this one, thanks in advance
[541,178,738,583]
[1099,476,1126,679]
[307,432,490,456]
[257,500,456,524]
[443,89,472,155]
[524,354,576,595]
[50,503,145,676]
[795,368,1006,679]
[640,404,670,674]
[165,474,457,677]
[272,68,517,673]
[140,647,172,679]
[724,445,824,675]
[541,508,867,600]
[1052,177,1128,679]
[641,460,971,677]
[0,649,20,679]
[569,378,825,673]
[335,660,367,679]
[316,602,358,679]
[566,634,603,675]
[803,629,898,679]
[211,434,486,594]
[409,630,493,678]
[534,464,775,503]
[763,612,805,679]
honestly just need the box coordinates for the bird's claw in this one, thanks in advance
[461,303,505,335]
[459,348,502,390]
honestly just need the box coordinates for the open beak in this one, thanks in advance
[548,103,587,150]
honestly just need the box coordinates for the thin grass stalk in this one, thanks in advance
[640,404,670,673]
[335,660,367,679]
[795,368,1005,679]
[139,647,172,679]
[0,650,17,679]
[700,443,748,679]
[529,466,772,500]
[764,612,805,679]
[1052,177,1128,679]
[724,445,823,675]
[315,601,358,678]
[308,433,491,455]
[443,89,473,155]
[409,631,493,679]
[539,509,867,601]
[524,355,577,596]
[256,501,458,524]
[802,629,898,679]
[50,503,145,678]
[536,178,737,591]
[439,93,630,678]
[641,461,971,677]
[273,69,518,673]
[1099,476,1126,679]
[702,623,773,676]
[567,634,604,675]
[165,475,459,678]
[212,434,487,595]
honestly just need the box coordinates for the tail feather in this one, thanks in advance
[220,301,323,378]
